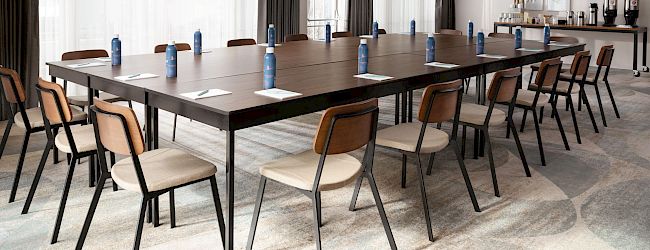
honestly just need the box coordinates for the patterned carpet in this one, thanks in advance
[0,67,649,249]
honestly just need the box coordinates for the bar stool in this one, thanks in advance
[154,43,191,142]
[577,45,619,127]
[76,99,225,249]
[459,68,531,197]
[22,79,98,244]
[227,38,257,47]
[284,34,309,42]
[332,31,352,38]
[246,99,396,250]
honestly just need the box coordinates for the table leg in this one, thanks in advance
[493,24,497,34]
[225,130,235,250]
[634,32,640,77]
[643,31,648,72]
[153,108,159,149]
[401,92,408,123]
[408,90,413,123]
[394,94,400,125]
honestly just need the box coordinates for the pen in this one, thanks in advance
[127,73,141,79]
[197,89,210,96]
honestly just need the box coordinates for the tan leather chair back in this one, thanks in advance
[487,68,521,103]
[439,29,463,36]
[596,45,614,66]
[550,36,579,44]
[313,99,378,155]
[154,43,191,53]
[378,29,387,34]
[285,34,309,42]
[94,99,145,156]
[535,57,563,86]
[37,79,73,124]
[488,33,515,39]
[227,39,257,47]
[332,32,352,38]
[418,80,462,123]
[62,49,109,61]
[0,66,26,104]
[570,51,591,75]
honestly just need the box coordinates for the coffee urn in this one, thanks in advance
[603,0,618,26]
[624,0,639,26]
[578,11,586,25]
[567,11,576,25]
[588,3,599,25]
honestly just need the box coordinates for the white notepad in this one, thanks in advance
[180,89,231,100]
[315,38,337,42]
[94,57,112,62]
[359,35,376,39]
[424,62,460,68]
[67,62,105,68]
[354,73,394,81]
[550,43,574,47]
[257,43,283,47]
[477,54,508,59]
[200,50,213,53]
[254,88,302,100]
[517,48,544,52]
[114,73,159,81]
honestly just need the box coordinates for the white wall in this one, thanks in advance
[456,0,649,70]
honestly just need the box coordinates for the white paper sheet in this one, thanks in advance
[67,62,106,68]
[517,48,544,52]
[180,89,231,100]
[94,57,112,62]
[353,73,394,81]
[254,88,302,100]
[114,73,159,81]
[359,35,375,39]
[424,62,460,68]
[477,54,508,59]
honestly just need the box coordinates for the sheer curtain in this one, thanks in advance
[40,0,258,95]
[373,0,436,34]
[307,0,349,39]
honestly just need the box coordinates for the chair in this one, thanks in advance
[488,33,515,39]
[531,51,599,144]
[61,50,132,111]
[0,67,86,203]
[227,38,257,47]
[439,29,463,35]
[528,36,580,82]
[246,99,396,250]
[378,28,387,34]
[154,43,192,53]
[284,34,309,42]
[577,45,619,127]
[332,31,352,38]
[76,99,225,249]
[459,68,531,197]
[511,58,570,166]
[361,80,480,242]
[22,79,98,244]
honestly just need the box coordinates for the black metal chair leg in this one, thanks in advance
[519,109,528,132]
[509,118,531,177]
[401,154,407,188]
[110,152,118,191]
[565,96,570,111]
[425,153,436,175]
[75,174,107,249]
[133,198,149,249]
[461,125,467,159]
[483,131,500,197]
[147,200,153,223]
[311,194,322,250]
[9,132,30,203]
[169,190,176,228]
[580,88,600,133]
[365,172,397,250]
[348,175,363,211]
[52,127,59,164]
[539,106,544,124]
[473,128,479,159]
[172,114,178,142]
[153,197,160,227]
[603,79,620,118]
[22,140,54,214]
[128,100,133,109]
[551,101,571,150]
[567,96,582,144]
[0,119,13,159]
[578,89,583,111]
[246,177,267,250]
[316,192,323,227]
[88,154,96,187]
[532,110,546,166]
[415,154,434,242]
[209,177,226,248]
[592,83,607,127]
[451,140,480,212]
[51,155,79,244]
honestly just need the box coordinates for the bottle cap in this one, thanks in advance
[478,29,483,33]
[266,47,274,53]
[197,29,200,32]
[428,33,434,37]
[169,40,175,45]
[114,34,119,39]
[269,24,275,28]
[469,20,472,23]
[360,39,367,44]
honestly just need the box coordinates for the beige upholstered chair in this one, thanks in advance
[284,33,309,42]
[154,42,192,53]
[76,99,225,249]
[22,79,96,244]
[360,80,480,242]
[459,68,531,197]
[227,38,257,47]
[332,31,352,38]
[246,99,396,250]
[439,29,463,35]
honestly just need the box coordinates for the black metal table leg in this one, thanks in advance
[394,94,400,125]
[408,90,413,122]
[634,32,640,77]
[643,31,648,72]
[225,130,235,250]
[401,92,408,123]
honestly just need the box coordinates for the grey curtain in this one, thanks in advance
[438,0,455,30]
[266,0,300,43]
[348,0,373,36]
[0,0,39,120]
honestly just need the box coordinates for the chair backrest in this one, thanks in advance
[154,43,192,53]
[36,78,73,124]
[62,49,109,61]
[488,33,515,39]
[332,31,352,38]
[550,36,579,44]
[227,38,257,47]
[92,98,145,156]
[569,50,591,75]
[487,68,521,103]
[313,99,378,155]
[0,66,25,104]
[596,45,615,67]
[439,29,462,36]
[378,29,387,34]
[418,80,462,123]
[284,34,309,42]
[535,57,563,87]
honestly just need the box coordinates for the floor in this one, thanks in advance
[0,68,649,249]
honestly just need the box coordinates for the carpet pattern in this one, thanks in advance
[0,68,649,249]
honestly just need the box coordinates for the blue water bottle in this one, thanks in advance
[426,33,436,63]
[372,21,379,39]
[543,24,551,45]
[325,22,332,43]
[166,41,177,78]
[410,19,416,36]
[476,31,485,55]
[515,27,522,49]
[268,24,276,47]
[194,29,202,55]
[358,39,369,74]
[468,20,474,39]
[263,47,276,89]
[111,34,121,66]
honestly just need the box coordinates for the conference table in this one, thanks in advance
[47,33,584,249]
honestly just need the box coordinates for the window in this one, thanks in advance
[307,0,348,39]
[373,0,436,34]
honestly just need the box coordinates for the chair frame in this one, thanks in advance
[284,34,309,43]
[76,105,225,249]
[246,104,397,250]
[227,38,257,47]
[331,31,352,38]
[577,46,619,127]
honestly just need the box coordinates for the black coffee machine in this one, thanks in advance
[624,0,639,26]
[603,0,618,26]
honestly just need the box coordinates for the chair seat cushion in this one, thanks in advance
[376,123,449,153]
[260,151,362,191]
[459,103,506,126]
[515,90,550,107]
[112,148,217,192]
[68,92,125,107]
[15,107,86,129]
[55,125,97,153]
[529,81,580,94]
